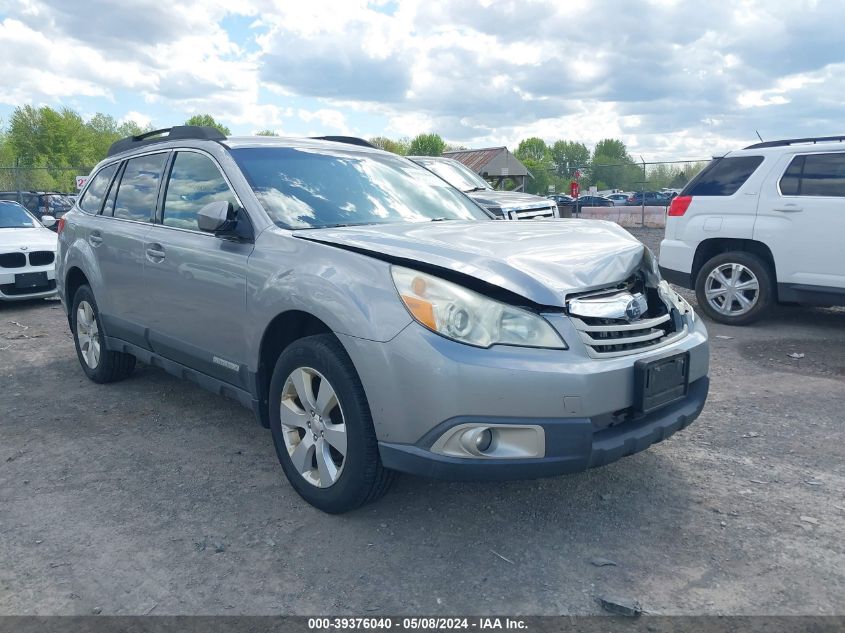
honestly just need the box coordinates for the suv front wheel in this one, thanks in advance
[695,251,773,325]
[268,334,394,513]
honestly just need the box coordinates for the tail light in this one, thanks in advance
[57,217,66,234]
[668,195,692,217]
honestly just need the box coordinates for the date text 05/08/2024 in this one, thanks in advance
[308,617,528,630]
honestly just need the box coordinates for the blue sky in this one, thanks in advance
[1,0,843,160]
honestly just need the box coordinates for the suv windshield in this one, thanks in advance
[232,147,490,229]
[0,202,38,228]
[415,158,491,192]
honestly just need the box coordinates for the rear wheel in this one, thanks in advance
[695,251,773,325]
[268,334,394,513]
[71,285,136,383]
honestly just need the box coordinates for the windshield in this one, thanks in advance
[0,202,38,228]
[415,158,491,192]
[232,147,490,229]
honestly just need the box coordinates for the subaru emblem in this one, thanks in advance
[624,294,648,321]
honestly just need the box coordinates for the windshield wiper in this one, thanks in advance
[429,217,453,222]
[464,187,487,192]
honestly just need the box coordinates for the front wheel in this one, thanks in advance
[695,251,773,325]
[268,334,394,513]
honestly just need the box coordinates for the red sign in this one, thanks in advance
[570,181,580,197]
[573,169,583,180]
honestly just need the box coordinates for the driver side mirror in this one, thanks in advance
[41,215,56,228]
[197,200,236,234]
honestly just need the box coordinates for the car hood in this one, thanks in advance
[295,220,646,307]
[468,189,553,211]
[0,227,57,251]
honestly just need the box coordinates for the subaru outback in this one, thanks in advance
[57,126,709,513]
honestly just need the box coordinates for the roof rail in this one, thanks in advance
[310,136,377,149]
[744,135,845,149]
[107,126,226,157]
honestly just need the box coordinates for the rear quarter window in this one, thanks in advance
[779,153,845,197]
[683,156,764,196]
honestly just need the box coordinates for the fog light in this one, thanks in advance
[475,428,493,452]
[459,427,494,455]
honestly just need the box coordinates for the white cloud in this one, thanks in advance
[121,110,152,128]
[1,0,844,160]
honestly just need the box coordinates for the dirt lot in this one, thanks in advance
[1,228,843,616]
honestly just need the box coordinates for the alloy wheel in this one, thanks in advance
[704,263,760,317]
[279,367,347,488]
[76,300,101,369]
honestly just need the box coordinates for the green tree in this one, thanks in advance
[550,140,590,178]
[591,138,638,190]
[184,114,231,136]
[593,138,631,163]
[515,138,554,195]
[515,137,549,163]
[407,133,446,156]
[520,158,553,195]
[256,129,278,136]
[369,136,409,154]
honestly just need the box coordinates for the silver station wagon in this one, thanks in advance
[57,127,709,513]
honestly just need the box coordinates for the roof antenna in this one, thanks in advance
[755,130,764,143]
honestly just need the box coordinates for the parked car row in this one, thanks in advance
[0,191,77,222]
[19,128,844,513]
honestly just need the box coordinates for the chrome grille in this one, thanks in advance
[568,288,687,358]
[508,205,557,220]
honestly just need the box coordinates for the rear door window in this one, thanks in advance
[113,153,168,222]
[683,156,764,196]
[79,164,118,214]
[779,153,845,197]
[161,152,238,231]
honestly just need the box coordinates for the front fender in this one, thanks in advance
[246,233,413,369]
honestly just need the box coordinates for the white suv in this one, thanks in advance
[659,136,845,325]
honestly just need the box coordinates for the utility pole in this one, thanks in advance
[640,155,646,228]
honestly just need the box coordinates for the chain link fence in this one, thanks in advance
[0,166,91,196]
[0,166,92,218]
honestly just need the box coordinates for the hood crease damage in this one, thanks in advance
[294,220,652,308]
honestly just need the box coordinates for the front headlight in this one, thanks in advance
[391,266,567,349]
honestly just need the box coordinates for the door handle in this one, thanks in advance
[88,230,103,246]
[774,204,803,212]
[145,243,166,261]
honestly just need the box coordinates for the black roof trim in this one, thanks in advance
[107,126,226,157]
[310,136,377,149]
[744,135,845,149]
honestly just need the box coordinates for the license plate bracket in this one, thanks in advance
[634,350,690,414]
[14,271,48,289]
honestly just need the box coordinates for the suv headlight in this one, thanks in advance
[391,266,567,349]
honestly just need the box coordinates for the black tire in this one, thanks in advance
[71,285,136,383]
[268,334,394,514]
[695,251,774,325]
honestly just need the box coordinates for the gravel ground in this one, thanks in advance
[1,227,843,616]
